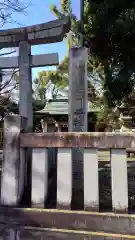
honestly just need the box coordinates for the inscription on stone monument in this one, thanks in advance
[69,47,88,208]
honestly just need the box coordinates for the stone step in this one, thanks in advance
[0,207,135,237]
[5,227,134,239]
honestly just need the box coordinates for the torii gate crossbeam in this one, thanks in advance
[0,17,70,131]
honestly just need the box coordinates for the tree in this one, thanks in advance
[0,0,29,117]
[0,69,20,118]
[50,0,135,110]
[83,0,135,107]
[50,0,104,102]
[34,55,100,103]
[50,0,80,49]
[50,0,104,75]
[58,56,100,101]
[0,61,45,121]
[33,66,69,101]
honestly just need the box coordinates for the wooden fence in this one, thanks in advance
[2,115,135,214]
[20,129,133,213]
[2,115,135,238]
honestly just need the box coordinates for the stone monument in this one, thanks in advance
[69,47,88,209]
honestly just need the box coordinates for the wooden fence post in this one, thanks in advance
[1,115,27,205]
[69,47,88,209]
[111,149,128,213]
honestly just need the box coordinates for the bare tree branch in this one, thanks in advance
[0,0,30,27]
[0,69,19,96]
[0,0,31,116]
[0,50,16,56]
[2,69,18,88]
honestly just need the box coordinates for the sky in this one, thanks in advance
[1,0,80,79]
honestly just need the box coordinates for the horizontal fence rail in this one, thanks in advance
[2,116,135,215]
[20,132,135,149]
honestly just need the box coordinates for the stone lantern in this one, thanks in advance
[118,102,133,132]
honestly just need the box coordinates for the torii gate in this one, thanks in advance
[0,17,70,131]
[0,17,88,208]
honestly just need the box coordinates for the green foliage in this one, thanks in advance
[50,0,135,110]
[49,0,104,104]
[33,63,69,100]
[33,55,73,101]
[32,1,102,116]
[0,96,45,120]
[50,0,80,48]
[32,99,45,112]
[84,0,135,107]
[34,55,99,102]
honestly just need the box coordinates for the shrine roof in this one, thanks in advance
[36,99,101,115]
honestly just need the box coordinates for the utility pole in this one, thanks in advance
[80,0,84,46]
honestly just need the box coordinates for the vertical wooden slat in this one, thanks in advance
[1,115,26,205]
[57,148,72,209]
[47,122,57,208]
[18,148,26,201]
[84,149,99,211]
[111,149,128,213]
[32,148,48,208]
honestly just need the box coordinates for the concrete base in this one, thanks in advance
[0,227,133,239]
[0,208,135,238]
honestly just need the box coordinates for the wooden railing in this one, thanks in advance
[20,131,133,213]
[1,115,135,213]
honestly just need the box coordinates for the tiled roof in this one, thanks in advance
[36,99,100,115]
